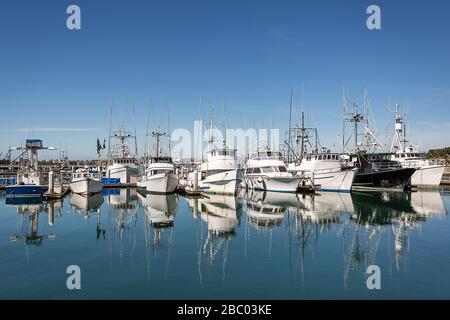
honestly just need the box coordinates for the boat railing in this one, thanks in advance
[371,162,403,171]
[250,154,283,161]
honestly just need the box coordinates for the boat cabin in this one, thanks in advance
[245,166,287,175]
[250,150,283,161]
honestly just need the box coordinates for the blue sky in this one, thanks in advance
[1,0,449,159]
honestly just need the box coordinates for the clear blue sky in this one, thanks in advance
[1,0,449,159]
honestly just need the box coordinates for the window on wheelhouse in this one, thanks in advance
[261,167,273,173]
[278,166,287,172]
[252,167,262,174]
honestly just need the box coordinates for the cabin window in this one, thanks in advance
[279,166,287,172]
[246,168,252,174]
[306,156,311,161]
[327,155,331,160]
[261,167,273,173]
[395,154,399,158]
[252,168,262,174]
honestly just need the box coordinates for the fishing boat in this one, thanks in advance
[289,152,357,192]
[106,124,139,184]
[196,116,242,195]
[389,104,445,188]
[286,112,356,192]
[70,167,103,195]
[351,152,416,191]
[341,91,416,191]
[138,156,178,193]
[137,131,178,194]
[244,146,300,193]
[5,139,56,198]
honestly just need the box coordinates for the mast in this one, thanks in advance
[300,111,305,160]
[342,86,347,154]
[288,90,293,163]
[133,103,138,158]
[167,99,172,156]
[107,103,113,165]
[144,99,152,163]
[222,98,227,146]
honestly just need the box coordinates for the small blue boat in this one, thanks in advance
[5,184,45,198]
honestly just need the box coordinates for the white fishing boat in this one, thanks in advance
[137,132,178,194]
[106,124,139,184]
[288,152,357,192]
[138,157,178,193]
[286,111,356,192]
[389,104,445,188]
[195,116,242,195]
[70,168,103,195]
[244,146,300,193]
[197,147,242,195]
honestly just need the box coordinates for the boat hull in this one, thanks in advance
[410,165,445,188]
[70,179,103,195]
[352,167,416,191]
[298,168,357,192]
[244,176,300,193]
[137,173,178,194]
[199,169,242,195]
[107,165,139,184]
[5,185,45,198]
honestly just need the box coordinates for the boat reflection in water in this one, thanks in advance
[139,192,179,248]
[70,192,104,215]
[7,197,62,246]
[344,190,447,283]
[296,192,354,225]
[243,190,301,230]
[106,188,139,238]
[139,192,179,280]
[187,194,243,285]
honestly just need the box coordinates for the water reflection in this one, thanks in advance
[187,194,243,285]
[70,192,104,214]
[139,192,178,248]
[7,197,62,246]
[345,190,447,283]
[1,187,449,298]
[244,190,300,229]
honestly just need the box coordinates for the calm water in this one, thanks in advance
[1,188,450,300]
